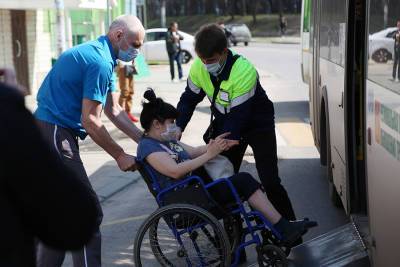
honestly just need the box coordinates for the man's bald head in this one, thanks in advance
[107,15,145,58]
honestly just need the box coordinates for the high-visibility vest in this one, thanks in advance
[187,53,258,114]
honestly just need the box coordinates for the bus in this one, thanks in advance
[301,0,400,266]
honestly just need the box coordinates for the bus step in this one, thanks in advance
[287,222,370,267]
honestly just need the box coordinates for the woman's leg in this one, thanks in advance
[247,189,281,224]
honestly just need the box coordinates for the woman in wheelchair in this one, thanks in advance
[137,90,316,247]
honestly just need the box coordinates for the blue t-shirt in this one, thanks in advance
[34,35,117,139]
[137,137,192,189]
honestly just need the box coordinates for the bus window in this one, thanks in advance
[368,0,400,94]
[319,0,346,67]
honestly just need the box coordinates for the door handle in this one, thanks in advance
[339,91,344,108]
[15,40,21,58]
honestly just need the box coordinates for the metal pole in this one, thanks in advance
[55,0,66,56]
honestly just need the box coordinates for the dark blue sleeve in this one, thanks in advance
[176,84,206,131]
[219,98,253,140]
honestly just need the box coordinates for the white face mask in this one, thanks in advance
[205,62,222,76]
[161,122,179,141]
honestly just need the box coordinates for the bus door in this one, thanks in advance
[319,0,349,211]
[366,0,400,265]
[310,0,321,145]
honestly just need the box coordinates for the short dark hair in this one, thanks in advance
[195,24,227,58]
[170,21,177,27]
[140,89,178,131]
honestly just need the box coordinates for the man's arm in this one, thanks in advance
[81,98,136,171]
[176,80,206,132]
[104,91,142,143]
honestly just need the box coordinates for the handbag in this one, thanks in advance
[124,65,137,77]
[203,154,234,180]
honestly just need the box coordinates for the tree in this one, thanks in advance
[251,0,259,24]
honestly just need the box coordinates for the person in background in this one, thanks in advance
[117,60,139,122]
[166,22,184,82]
[0,68,99,267]
[392,20,400,82]
[279,14,287,36]
[34,15,144,267]
[218,21,232,47]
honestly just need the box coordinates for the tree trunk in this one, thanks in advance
[252,0,258,24]
[383,0,389,28]
[160,0,166,27]
[241,0,246,16]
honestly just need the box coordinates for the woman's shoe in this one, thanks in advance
[274,218,317,246]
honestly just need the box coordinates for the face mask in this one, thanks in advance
[205,62,222,76]
[118,36,139,62]
[205,54,227,76]
[161,123,179,141]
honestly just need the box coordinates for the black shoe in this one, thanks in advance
[275,218,317,246]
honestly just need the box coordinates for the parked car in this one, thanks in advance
[226,23,252,46]
[141,28,195,64]
[369,27,397,63]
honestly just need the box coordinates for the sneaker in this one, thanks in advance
[172,78,179,83]
[127,113,139,123]
[179,76,187,82]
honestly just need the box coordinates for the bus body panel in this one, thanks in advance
[366,80,400,267]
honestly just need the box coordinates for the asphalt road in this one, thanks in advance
[63,43,348,266]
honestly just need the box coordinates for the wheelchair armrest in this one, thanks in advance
[156,175,207,204]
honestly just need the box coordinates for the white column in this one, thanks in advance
[55,0,66,56]
[65,9,72,48]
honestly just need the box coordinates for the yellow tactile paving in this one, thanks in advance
[276,117,315,147]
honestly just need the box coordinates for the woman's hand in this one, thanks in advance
[214,132,239,151]
[206,139,225,158]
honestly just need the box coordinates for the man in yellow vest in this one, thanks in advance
[176,24,299,243]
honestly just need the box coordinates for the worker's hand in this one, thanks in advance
[116,152,137,171]
[215,132,239,151]
[0,68,27,96]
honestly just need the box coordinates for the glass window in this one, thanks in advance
[146,32,156,42]
[155,31,166,41]
[367,0,400,94]
[319,0,346,66]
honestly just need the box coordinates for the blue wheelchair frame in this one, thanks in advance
[138,160,283,266]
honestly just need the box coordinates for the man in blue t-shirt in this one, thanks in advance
[34,15,145,267]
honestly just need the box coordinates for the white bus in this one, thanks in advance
[301,0,400,266]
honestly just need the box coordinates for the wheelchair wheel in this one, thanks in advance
[261,229,291,256]
[257,244,288,267]
[134,204,231,267]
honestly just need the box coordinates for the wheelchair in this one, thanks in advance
[133,160,292,267]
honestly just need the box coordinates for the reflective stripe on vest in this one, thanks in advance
[187,77,201,94]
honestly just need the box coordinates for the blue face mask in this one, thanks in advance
[118,36,139,62]
[205,62,222,76]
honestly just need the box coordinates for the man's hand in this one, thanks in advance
[214,132,239,151]
[116,152,137,171]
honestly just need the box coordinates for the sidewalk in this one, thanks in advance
[252,36,301,44]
